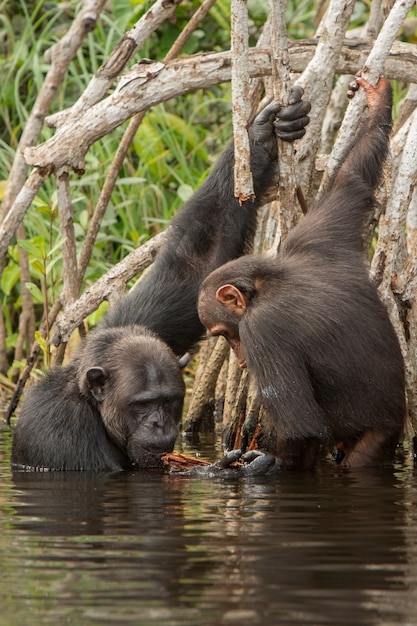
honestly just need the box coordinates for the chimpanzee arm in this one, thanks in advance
[285,77,392,258]
[242,334,329,442]
[101,90,310,355]
[329,77,393,193]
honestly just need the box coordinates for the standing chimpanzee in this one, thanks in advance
[198,77,406,471]
[11,91,311,471]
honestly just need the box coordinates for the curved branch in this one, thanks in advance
[24,39,417,173]
[50,229,169,344]
[46,0,184,129]
[0,0,107,221]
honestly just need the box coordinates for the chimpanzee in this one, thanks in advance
[198,77,406,472]
[11,90,311,471]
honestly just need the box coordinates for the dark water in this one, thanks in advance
[1,427,417,626]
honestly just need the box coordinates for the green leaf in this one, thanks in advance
[34,331,49,356]
[1,264,21,296]
[17,239,44,259]
[48,237,67,257]
[25,282,44,304]
[45,256,62,275]
[30,259,45,275]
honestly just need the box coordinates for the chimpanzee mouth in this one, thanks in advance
[129,445,170,469]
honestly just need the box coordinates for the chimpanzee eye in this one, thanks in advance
[208,327,229,340]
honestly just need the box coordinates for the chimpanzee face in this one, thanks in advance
[122,364,185,468]
[84,334,186,468]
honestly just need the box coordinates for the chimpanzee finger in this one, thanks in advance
[242,449,264,462]
[275,115,310,142]
[252,102,282,157]
[276,129,307,142]
[254,100,281,127]
[241,450,283,476]
[216,448,243,469]
[274,116,310,133]
[288,84,305,104]
[277,99,311,121]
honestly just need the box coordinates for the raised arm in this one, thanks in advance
[102,90,311,355]
[284,77,392,258]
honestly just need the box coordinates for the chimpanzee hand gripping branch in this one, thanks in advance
[199,77,406,474]
[11,89,311,471]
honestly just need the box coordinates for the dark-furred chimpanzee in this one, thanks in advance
[198,77,406,472]
[11,91,311,471]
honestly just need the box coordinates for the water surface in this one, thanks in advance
[1,427,417,626]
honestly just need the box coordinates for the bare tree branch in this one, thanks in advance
[0,0,107,221]
[46,0,184,130]
[50,230,169,345]
[372,109,417,434]
[165,0,218,63]
[231,0,254,202]
[324,0,416,180]
[265,0,299,252]
[0,169,48,260]
[183,337,230,434]
[319,0,385,157]
[296,0,355,193]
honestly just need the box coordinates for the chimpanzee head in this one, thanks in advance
[198,258,263,368]
[77,326,186,468]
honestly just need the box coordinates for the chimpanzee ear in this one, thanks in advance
[86,366,108,403]
[216,284,247,315]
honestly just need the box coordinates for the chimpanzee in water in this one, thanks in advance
[11,89,311,471]
[198,77,406,473]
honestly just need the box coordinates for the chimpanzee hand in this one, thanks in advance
[252,86,311,159]
[239,449,284,475]
[181,449,283,478]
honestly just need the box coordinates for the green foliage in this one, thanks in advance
[0,0,67,144]
[130,0,231,57]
